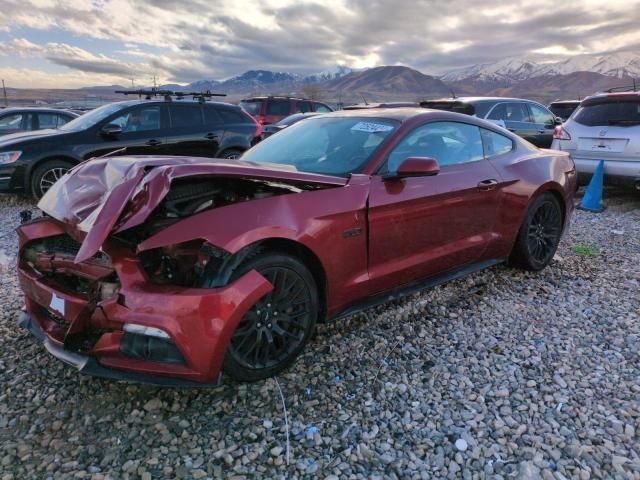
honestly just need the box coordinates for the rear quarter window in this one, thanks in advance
[573,98,640,126]
[480,129,514,158]
[219,109,252,124]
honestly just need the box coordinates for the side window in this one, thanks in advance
[266,100,290,116]
[218,109,250,124]
[38,113,58,129]
[170,104,203,128]
[0,113,25,132]
[505,103,531,122]
[110,106,161,133]
[487,104,506,121]
[295,101,312,113]
[481,129,513,158]
[529,103,555,126]
[315,103,332,112]
[204,105,222,125]
[386,121,484,172]
[58,115,73,126]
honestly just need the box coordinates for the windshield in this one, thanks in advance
[242,116,399,176]
[239,101,262,116]
[59,103,128,131]
[573,98,640,126]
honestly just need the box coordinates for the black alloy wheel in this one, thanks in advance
[223,254,317,381]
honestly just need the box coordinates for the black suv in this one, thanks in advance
[0,99,260,197]
[420,97,561,148]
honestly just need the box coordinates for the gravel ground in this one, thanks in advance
[0,189,638,480]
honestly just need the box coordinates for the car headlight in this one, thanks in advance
[0,151,22,164]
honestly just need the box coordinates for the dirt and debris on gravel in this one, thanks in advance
[0,190,638,480]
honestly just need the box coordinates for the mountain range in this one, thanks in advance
[6,51,640,106]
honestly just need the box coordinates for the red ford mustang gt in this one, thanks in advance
[16,108,576,386]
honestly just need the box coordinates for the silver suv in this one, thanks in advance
[551,90,640,189]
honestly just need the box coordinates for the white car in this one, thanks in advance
[551,90,640,190]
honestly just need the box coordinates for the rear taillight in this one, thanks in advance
[243,112,263,138]
[553,126,571,141]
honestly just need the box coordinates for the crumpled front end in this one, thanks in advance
[16,217,272,386]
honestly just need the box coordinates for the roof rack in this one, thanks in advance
[604,81,638,93]
[115,88,227,103]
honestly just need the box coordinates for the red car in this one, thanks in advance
[16,109,576,386]
[239,96,333,125]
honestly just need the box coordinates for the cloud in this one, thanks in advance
[1,0,640,87]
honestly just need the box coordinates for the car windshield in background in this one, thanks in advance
[59,103,126,131]
[573,98,640,126]
[242,117,399,176]
[239,101,261,116]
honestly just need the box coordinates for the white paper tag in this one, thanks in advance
[350,122,394,133]
[49,292,65,316]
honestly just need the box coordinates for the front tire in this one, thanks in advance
[223,253,318,382]
[31,159,73,199]
[510,193,563,271]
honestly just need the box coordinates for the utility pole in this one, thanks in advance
[1,79,7,107]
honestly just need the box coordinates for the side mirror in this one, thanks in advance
[101,124,122,136]
[554,117,563,125]
[383,157,440,180]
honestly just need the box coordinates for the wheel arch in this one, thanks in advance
[244,237,329,323]
[26,155,79,191]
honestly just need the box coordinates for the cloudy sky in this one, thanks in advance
[1,0,639,88]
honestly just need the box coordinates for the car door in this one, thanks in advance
[527,103,556,148]
[367,121,503,293]
[163,103,214,157]
[202,105,226,156]
[86,104,167,158]
[263,99,291,125]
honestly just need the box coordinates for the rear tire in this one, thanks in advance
[31,159,73,199]
[222,253,318,382]
[509,193,563,271]
[220,149,243,160]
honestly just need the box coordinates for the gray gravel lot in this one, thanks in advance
[0,190,638,480]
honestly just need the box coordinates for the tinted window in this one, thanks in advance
[239,101,262,116]
[549,104,578,119]
[315,104,332,112]
[276,113,306,126]
[488,103,530,122]
[111,106,161,133]
[242,117,398,176]
[296,101,312,113]
[58,114,73,126]
[266,100,290,116]
[204,105,222,125]
[529,103,554,126]
[219,109,250,124]
[573,98,640,126]
[387,121,484,172]
[37,113,59,129]
[170,104,203,128]
[0,113,25,132]
[481,129,513,158]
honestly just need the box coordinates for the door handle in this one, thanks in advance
[146,139,161,146]
[507,128,517,132]
[477,179,499,190]
[538,129,546,134]
[205,133,218,140]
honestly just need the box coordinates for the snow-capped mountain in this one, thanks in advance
[441,51,640,83]
[441,57,541,82]
[303,65,356,83]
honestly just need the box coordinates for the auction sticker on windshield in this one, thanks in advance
[350,122,395,133]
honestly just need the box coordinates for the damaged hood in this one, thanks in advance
[38,156,348,263]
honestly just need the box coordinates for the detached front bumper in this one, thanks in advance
[16,219,272,386]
